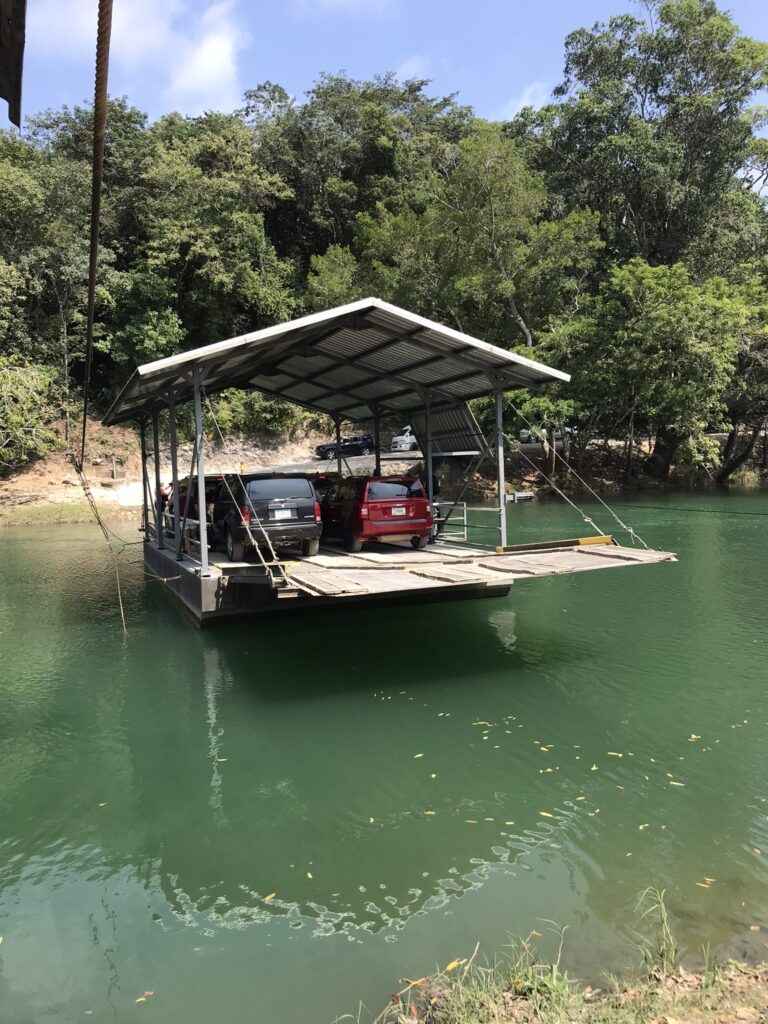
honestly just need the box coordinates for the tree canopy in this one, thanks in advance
[0,0,767,481]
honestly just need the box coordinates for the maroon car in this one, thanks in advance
[321,476,433,552]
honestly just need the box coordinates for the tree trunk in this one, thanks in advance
[721,424,738,464]
[643,427,681,480]
[715,423,762,486]
[623,410,635,481]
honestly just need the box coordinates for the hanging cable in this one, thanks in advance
[506,400,651,549]
[503,432,610,540]
[78,0,113,470]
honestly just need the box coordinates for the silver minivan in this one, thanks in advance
[390,425,419,452]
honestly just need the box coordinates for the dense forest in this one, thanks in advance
[1,0,767,483]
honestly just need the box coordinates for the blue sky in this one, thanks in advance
[11,0,768,127]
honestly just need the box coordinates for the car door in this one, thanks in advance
[321,482,344,536]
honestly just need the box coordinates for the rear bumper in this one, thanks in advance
[235,523,321,548]
[361,519,430,538]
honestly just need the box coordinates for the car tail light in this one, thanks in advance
[359,503,369,519]
[314,501,321,523]
[240,504,251,525]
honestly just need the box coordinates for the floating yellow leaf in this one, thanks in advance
[464,819,478,824]
[695,882,710,889]
[504,821,515,825]
[607,752,623,757]
[135,997,146,1004]
[539,811,554,818]
[704,877,716,883]
[639,824,649,830]
[669,781,686,787]
[414,753,424,758]
[264,892,276,902]
[445,959,466,972]
[750,925,761,932]
[424,811,436,816]
[431,773,437,779]
[576,796,586,801]
[306,871,313,879]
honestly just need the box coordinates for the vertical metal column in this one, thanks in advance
[424,394,434,504]
[139,419,149,541]
[373,404,381,476]
[495,388,507,550]
[167,389,182,559]
[151,408,164,549]
[192,368,210,576]
[334,417,343,477]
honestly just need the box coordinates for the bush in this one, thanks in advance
[0,359,62,474]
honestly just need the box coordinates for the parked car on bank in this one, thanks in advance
[320,475,433,552]
[211,473,322,561]
[315,433,374,460]
[390,425,419,452]
[518,424,578,445]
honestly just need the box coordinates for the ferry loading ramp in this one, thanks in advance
[103,298,675,624]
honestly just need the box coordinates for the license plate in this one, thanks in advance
[272,508,292,520]
[391,506,406,516]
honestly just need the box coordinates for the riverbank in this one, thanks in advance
[372,957,768,1024]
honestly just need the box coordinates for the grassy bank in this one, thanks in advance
[360,892,767,1024]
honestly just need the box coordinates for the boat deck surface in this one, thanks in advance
[207,538,676,599]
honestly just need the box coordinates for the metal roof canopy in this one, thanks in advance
[103,298,569,426]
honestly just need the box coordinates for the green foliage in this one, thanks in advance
[0,360,61,473]
[1,4,767,474]
[207,389,306,439]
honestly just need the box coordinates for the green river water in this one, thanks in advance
[0,491,767,1022]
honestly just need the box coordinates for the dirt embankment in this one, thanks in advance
[0,419,340,526]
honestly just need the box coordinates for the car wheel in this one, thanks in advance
[361,446,372,456]
[410,442,418,450]
[226,529,245,562]
[411,534,429,550]
[302,537,320,557]
[326,449,336,460]
[344,527,363,553]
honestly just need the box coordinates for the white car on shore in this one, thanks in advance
[391,425,419,452]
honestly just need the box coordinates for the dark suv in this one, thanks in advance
[211,474,322,561]
[315,433,374,460]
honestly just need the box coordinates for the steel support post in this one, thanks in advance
[192,368,210,576]
[373,405,381,476]
[335,417,343,477]
[167,390,182,559]
[495,388,507,550]
[424,394,434,504]
[139,419,149,541]
[151,408,164,549]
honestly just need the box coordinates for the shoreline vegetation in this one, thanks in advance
[2,1,768,492]
[357,891,768,1024]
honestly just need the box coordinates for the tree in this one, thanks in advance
[0,360,60,473]
[513,0,768,265]
[543,259,741,478]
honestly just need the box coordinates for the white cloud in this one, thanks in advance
[27,0,245,115]
[289,0,395,17]
[395,54,430,81]
[497,80,552,120]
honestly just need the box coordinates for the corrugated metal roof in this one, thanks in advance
[103,297,570,426]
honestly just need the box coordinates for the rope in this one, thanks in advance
[79,0,113,469]
[70,456,126,633]
[506,401,651,549]
[503,434,609,540]
[202,394,287,586]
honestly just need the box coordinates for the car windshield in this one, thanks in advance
[395,427,409,436]
[366,479,425,500]
[246,478,314,500]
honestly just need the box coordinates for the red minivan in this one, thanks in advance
[321,476,433,552]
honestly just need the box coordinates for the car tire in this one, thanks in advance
[411,534,429,550]
[226,529,245,562]
[361,446,372,456]
[344,528,363,553]
[326,449,336,461]
[410,442,418,451]
[302,537,320,557]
